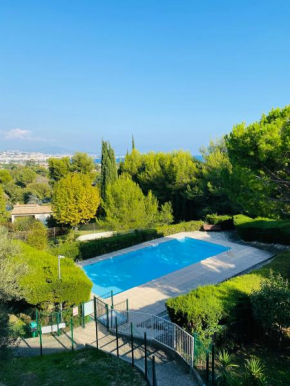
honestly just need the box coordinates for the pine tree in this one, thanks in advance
[100,140,118,200]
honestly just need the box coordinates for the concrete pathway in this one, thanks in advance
[15,320,198,386]
[80,231,275,315]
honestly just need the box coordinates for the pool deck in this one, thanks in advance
[79,232,275,316]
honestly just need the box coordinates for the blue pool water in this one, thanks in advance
[83,237,229,297]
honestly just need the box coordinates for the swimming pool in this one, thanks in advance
[83,237,230,297]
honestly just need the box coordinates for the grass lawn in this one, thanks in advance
[0,348,147,386]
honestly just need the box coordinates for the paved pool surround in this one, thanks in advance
[79,232,274,315]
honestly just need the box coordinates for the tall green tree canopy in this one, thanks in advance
[101,175,173,230]
[48,157,71,181]
[0,186,8,223]
[0,170,12,185]
[120,150,200,221]
[100,140,117,200]
[225,105,290,217]
[71,152,95,174]
[52,173,101,227]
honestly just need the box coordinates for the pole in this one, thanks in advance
[57,312,60,336]
[82,302,85,328]
[212,343,215,386]
[144,332,147,378]
[106,304,109,330]
[115,316,119,358]
[71,318,74,350]
[206,350,209,384]
[94,296,99,349]
[152,355,156,386]
[131,322,134,367]
[111,290,114,309]
[39,324,43,356]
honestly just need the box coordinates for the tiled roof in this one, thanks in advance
[10,204,52,215]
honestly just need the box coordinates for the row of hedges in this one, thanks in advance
[50,221,203,261]
[234,214,290,245]
[16,242,92,308]
[205,214,234,230]
[166,251,290,341]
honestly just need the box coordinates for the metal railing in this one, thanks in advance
[95,303,196,369]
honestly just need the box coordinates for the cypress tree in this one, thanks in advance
[100,140,117,200]
[132,135,135,150]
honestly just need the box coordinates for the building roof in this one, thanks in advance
[10,204,52,216]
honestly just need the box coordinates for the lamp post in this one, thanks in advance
[58,255,65,320]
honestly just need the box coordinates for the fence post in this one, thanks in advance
[126,299,129,323]
[152,355,157,386]
[115,316,119,358]
[106,304,109,330]
[111,305,113,328]
[56,312,60,336]
[82,302,85,328]
[206,350,209,384]
[193,332,197,363]
[39,324,43,356]
[131,322,134,367]
[144,332,147,378]
[71,318,74,351]
[111,290,114,309]
[94,296,99,349]
[212,342,215,386]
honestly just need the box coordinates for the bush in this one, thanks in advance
[156,220,203,235]
[166,272,264,342]
[26,221,48,250]
[251,272,290,339]
[205,214,234,230]
[234,215,290,245]
[51,242,81,260]
[15,242,92,309]
[50,221,203,261]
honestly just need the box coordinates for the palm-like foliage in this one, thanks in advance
[243,357,267,386]
[216,350,238,386]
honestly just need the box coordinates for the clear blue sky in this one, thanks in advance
[0,1,289,154]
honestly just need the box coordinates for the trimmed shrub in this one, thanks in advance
[51,242,81,260]
[15,242,92,309]
[79,229,160,260]
[166,272,264,340]
[50,221,203,261]
[26,221,48,250]
[234,215,290,245]
[205,214,234,230]
[156,220,203,236]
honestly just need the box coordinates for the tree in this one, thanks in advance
[0,186,8,224]
[4,181,24,204]
[195,138,237,216]
[100,140,117,200]
[48,157,71,182]
[225,105,290,217]
[0,170,12,184]
[101,175,172,230]
[71,152,95,174]
[26,221,48,250]
[132,135,135,150]
[251,271,290,340]
[25,182,52,201]
[120,150,200,221]
[14,167,37,187]
[52,173,101,227]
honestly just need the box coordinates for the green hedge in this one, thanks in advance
[166,251,290,341]
[50,221,203,261]
[205,214,234,230]
[16,242,92,308]
[234,215,290,245]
